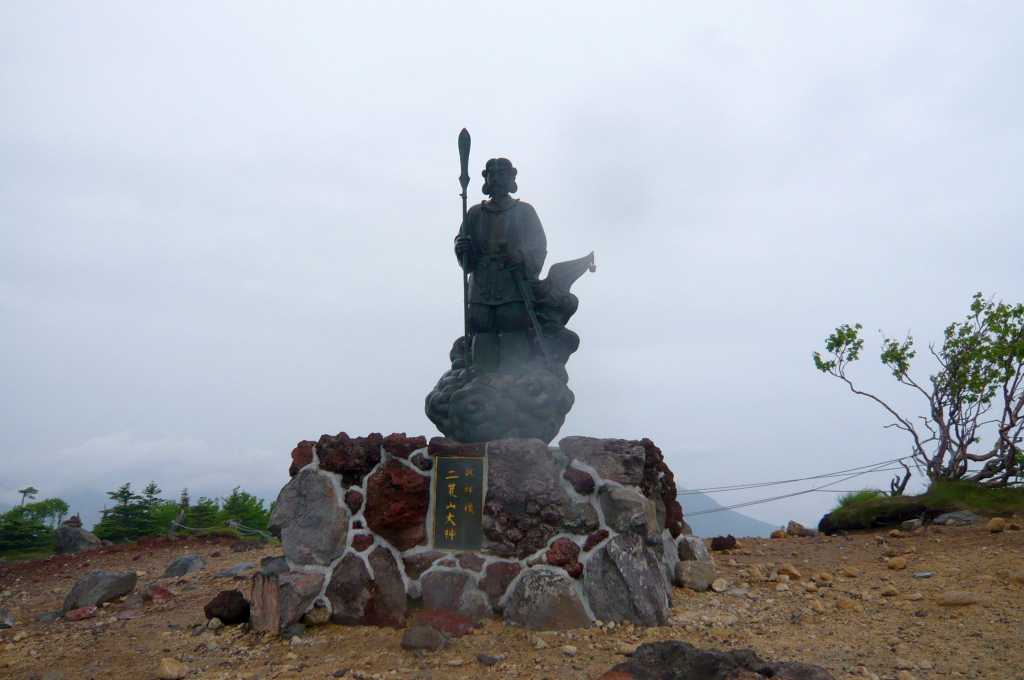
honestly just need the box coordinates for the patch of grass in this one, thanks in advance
[832,488,887,511]
[924,479,1024,513]
[820,477,1024,533]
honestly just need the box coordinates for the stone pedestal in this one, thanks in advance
[256,432,711,633]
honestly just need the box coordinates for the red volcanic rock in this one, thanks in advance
[364,460,430,551]
[414,608,472,636]
[345,489,364,514]
[140,583,174,604]
[566,562,584,579]
[640,439,685,537]
[382,433,427,459]
[457,552,485,572]
[204,589,250,624]
[402,551,443,580]
[427,437,487,458]
[545,538,581,567]
[478,560,522,600]
[583,529,609,552]
[351,534,374,552]
[563,466,596,495]
[710,535,737,551]
[65,605,98,621]
[317,432,383,486]
[289,440,315,477]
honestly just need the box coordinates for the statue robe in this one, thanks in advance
[457,198,547,306]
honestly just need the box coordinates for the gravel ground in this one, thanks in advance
[1,522,1022,680]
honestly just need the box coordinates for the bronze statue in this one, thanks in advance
[426,130,593,444]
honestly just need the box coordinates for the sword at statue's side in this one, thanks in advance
[457,128,472,372]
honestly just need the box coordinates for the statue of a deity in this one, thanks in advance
[425,131,593,444]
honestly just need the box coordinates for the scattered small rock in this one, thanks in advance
[208,617,223,630]
[986,517,1006,533]
[214,562,255,578]
[162,555,207,578]
[477,653,499,666]
[711,578,728,593]
[64,605,98,621]
[158,657,189,680]
[913,572,933,579]
[0,608,14,628]
[888,557,908,570]
[561,645,579,656]
[400,625,448,651]
[936,590,993,606]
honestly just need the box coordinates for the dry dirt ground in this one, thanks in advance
[1,523,1022,680]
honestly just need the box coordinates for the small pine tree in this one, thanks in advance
[93,483,149,541]
[218,487,271,531]
[185,496,220,528]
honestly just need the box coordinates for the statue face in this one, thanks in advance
[485,165,512,196]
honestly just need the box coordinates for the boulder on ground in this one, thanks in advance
[710,535,737,551]
[162,555,207,578]
[597,641,836,680]
[62,570,138,612]
[583,534,670,627]
[204,589,250,624]
[214,562,255,578]
[786,520,818,537]
[934,511,982,526]
[675,561,715,591]
[54,525,102,555]
[676,535,711,562]
[250,569,324,634]
[503,568,591,631]
[268,468,350,566]
[0,608,13,629]
[401,625,448,651]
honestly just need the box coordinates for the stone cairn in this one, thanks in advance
[253,432,714,634]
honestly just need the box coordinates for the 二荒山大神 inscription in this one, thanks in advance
[432,456,485,551]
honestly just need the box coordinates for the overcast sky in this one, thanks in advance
[2,3,1022,531]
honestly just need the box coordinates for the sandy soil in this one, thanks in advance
[1,523,1022,680]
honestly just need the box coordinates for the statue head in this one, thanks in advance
[481,158,518,197]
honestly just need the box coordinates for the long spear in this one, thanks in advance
[457,128,472,372]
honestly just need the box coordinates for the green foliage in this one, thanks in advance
[832,488,887,511]
[813,323,864,374]
[184,497,220,529]
[17,486,39,507]
[218,487,270,531]
[21,498,70,528]
[815,293,1024,486]
[0,506,55,553]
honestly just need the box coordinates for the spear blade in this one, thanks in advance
[458,128,471,192]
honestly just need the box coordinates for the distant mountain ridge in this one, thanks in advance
[678,489,781,538]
